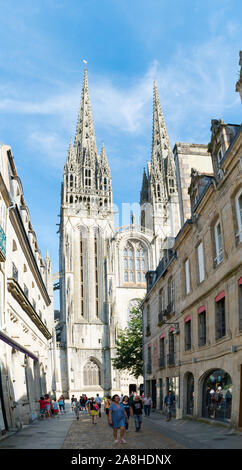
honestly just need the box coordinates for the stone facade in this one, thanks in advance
[56,71,180,398]
[0,144,55,433]
[142,121,242,427]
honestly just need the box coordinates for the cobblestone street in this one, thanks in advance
[0,403,242,450]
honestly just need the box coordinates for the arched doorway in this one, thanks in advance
[202,369,232,422]
[186,373,194,415]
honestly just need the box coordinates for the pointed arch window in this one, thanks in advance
[169,178,175,194]
[83,360,101,386]
[85,168,91,187]
[103,177,108,191]
[123,242,147,284]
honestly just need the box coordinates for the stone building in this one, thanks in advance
[56,70,181,398]
[0,144,55,433]
[142,119,242,427]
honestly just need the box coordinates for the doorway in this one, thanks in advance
[151,380,157,409]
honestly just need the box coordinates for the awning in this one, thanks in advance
[215,290,225,302]
[184,315,191,323]
[198,305,206,314]
[169,326,174,333]
[0,331,39,361]
[239,277,242,286]
[160,333,165,339]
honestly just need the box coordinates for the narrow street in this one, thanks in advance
[0,403,242,450]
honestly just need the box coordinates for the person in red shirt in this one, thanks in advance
[38,396,46,419]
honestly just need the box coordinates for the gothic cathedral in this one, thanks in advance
[56,69,180,397]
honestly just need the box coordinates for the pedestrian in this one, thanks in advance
[74,398,81,420]
[88,397,99,424]
[164,390,175,421]
[130,395,143,432]
[58,396,65,414]
[38,396,46,419]
[53,399,60,418]
[60,394,66,412]
[95,393,102,417]
[80,395,86,411]
[104,395,112,422]
[122,396,131,431]
[71,395,76,411]
[143,393,152,416]
[44,394,51,418]
[120,394,124,402]
[108,395,128,444]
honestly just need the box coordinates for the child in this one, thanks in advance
[53,399,60,417]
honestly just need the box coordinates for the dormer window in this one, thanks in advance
[217,148,223,167]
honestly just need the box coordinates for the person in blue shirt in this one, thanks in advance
[108,394,128,444]
[164,390,175,421]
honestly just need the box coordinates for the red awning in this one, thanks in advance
[198,305,206,314]
[148,343,151,348]
[160,333,165,339]
[169,326,174,333]
[215,290,225,302]
[239,277,242,286]
[184,315,191,323]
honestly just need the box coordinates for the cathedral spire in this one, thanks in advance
[74,68,98,159]
[99,142,110,174]
[152,81,172,165]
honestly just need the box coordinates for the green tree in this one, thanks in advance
[112,303,143,378]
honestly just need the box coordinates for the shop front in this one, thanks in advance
[202,369,232,422]
[166,376,179,417]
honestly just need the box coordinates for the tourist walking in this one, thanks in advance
[95,393,102,417]
[104,396,112,422]
[71,395,76,411]
[143,394,152,416]
[80,395,86,411]
[130,395,143,431]
[44,394,51,418]
[88,397,99,424]
[38,396,46,419]
[74,399,81,420]
[108,395,128,444]
[122,396,131,431]
[164,390,175,421]
[58,396,65,414]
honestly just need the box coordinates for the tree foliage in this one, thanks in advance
[112,303,143,379]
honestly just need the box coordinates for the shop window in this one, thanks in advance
[202,369,232,422]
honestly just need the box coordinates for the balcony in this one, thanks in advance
[146,325,151,336]
[146,363,152,374]
[0,225,6,261]
[158,356,165,368]
[167,353,175,366]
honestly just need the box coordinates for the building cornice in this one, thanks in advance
[7,277,51,340]
[9,206,51,306]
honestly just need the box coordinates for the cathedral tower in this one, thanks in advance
[59,69,114,396]
[140,82,180,255]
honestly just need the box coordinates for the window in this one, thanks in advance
[159,337,165,368]
[197,242,205,283]
[123,242,147,284]
[216,297,226,340]
[239,282,242,331]
[146,305,150,335]
[185,259,190,294]
[147,347,152,373]
[169,179,175,194]
[83,360,101,386]
[85,168,91,187]
[168,332,175,365]
[24,284,29,298]
[214,221,223,265]
[80,237,84,316]
[168,277,174,310]
[12,263,18,282]
[159,289,165,313]
[217,148,223,166]
[185,319,191,351]
[94,237,98,317]
[235,191,242,243]
[198,310,206,346]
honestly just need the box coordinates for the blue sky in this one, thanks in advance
[0,0,241,278]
